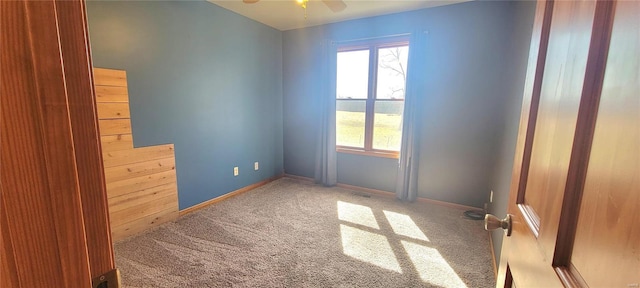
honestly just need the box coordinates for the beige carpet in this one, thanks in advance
[114,178,495,287]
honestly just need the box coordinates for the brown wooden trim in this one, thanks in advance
[496,2,554,284]
[516,0,555,205]
[554,264,588,288]
[337,147,399,159]
[336,183,396,198]
[552,0,616,269]
[415,195,483,211]
[54,0,115,277]
[518,204,541,238]
[338,182,482,210]
[25,1,93,285]
[1,0,93,285]
[179,175,284,216]
[284,174,483,210]
[504,265,513,288]
[284,174,316,183]
[1,193,20,287]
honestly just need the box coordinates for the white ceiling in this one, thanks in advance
[207,0,470,31]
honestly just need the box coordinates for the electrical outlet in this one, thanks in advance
[490,190,494,203]
[254,162,259,171]
[233,167,239,176]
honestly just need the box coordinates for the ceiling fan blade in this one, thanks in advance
[322,0,347,12]
[243,0,260,3]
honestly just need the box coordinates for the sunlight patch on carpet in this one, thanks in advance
[383,210,430,242]
[340,224,402,273]
[401,240,467,287]
[337,201,380,229]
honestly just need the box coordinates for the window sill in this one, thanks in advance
[336,147,399,159]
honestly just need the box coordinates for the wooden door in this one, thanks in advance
[1,0,116,286]
[496,0,639,287]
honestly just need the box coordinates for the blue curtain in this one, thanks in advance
[314,40,338,186]
[396,32,427,201]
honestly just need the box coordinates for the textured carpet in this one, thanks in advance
[114,178,495,287]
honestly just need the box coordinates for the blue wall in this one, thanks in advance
[283,1,535,208]
[488,0,536,265]
[87,0,284,210]
[86,0,534,218]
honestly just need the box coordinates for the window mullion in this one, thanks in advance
[336,40,408,155]
[364,47,377,151]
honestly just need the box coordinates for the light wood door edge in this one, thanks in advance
[57,0,116,277]
[179,174,285,216]
[488,232,498,278]
[2,0,114,285]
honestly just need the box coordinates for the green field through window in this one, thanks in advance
[336,42,407,153]
[336,109,403,151]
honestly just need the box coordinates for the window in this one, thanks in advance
[336,39,409,158]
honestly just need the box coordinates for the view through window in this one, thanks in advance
[336,40,409,156]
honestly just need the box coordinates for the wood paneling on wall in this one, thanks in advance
[94,68,179,241]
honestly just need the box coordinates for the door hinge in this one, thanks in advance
[92,268,121,288]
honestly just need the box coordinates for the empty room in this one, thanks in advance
[2,0,638,287]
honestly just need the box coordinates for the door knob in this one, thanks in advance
[484,214,512,236]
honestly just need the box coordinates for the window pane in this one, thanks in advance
[376,46,409,99]
[372,101,404,151]
[337,50,369,99]
[337,100,366,148]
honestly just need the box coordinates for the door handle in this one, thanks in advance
[484,214,512,236]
